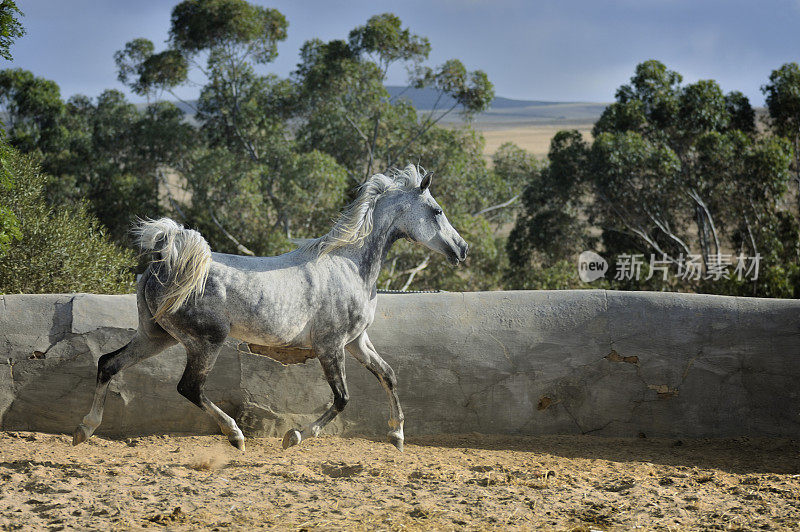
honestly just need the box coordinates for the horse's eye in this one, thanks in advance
[433,208,443,217]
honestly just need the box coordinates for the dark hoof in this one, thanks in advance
[72,425,90,446]
[388,433,404,452]
[282,429,301,450]
[229,437,245,451]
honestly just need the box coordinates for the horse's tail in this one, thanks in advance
[133,217,212,321]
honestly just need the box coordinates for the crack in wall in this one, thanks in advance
[539,346,708,434]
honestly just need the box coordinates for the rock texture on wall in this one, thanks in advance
[1,291,798,439]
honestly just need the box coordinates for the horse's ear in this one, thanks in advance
[419,173,432,191]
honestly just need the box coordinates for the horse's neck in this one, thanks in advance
[341,202,401,289]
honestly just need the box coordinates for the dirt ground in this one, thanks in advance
[1,432,799,531]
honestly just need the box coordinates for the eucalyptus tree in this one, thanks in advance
[115,0,324,254]
[763,63,800,205]
[0,68,65,155]
[114,2,509,290]
[0,0,23,61]
[508,60,796,296]
[0,68,196,243]
[290,13,502,290]
[294,13,494,183]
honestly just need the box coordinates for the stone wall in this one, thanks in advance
[1,291,798,439]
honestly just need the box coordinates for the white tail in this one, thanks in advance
[134,218,212,321]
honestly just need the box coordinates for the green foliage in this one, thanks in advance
[169,0,287,62]
[763,62,800,214]
[0,68,65,153]
[0,1,23,61]
[115,38,157,96]
[0,70,199,244]
[725,91,756,134]
[508,60,798,296]
[293,14,493,183]
[8,4,515,293]
[348,13,430,74]
[0,143,134,294]
[763,63,800,140]
[507,131,589,261]
[0,139,21,252]
[414,59,495,117]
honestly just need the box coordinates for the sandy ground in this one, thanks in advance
[1,432,799,531]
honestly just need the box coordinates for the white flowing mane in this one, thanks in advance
[301,164,426,256]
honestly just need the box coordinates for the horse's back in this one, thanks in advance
[210,249,307,272]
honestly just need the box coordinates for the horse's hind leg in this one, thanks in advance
[346,332,404,451]
[73,331,176,445]
[283,346,349,449]
[175,339,245,451]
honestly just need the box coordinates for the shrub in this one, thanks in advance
[0,144,135,294]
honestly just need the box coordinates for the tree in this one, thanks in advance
[508,60,797,297]
[111,4,509,291]
[0,70,197,244]
[507,131,590,272]
[0,2,24,254]
[0,68,65,154]
[763,63,800,204]
[0,139,21,253]
[0,0,23,61]
[293,13,493,182]
[0,141,134,293]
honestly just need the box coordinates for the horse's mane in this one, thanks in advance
[299,164,426,256]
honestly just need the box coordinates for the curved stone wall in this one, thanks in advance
[1,291,798,439]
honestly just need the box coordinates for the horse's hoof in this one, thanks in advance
[72,425,90,446]
[388,432,404,452]
[229,437,245,451]
[282,429,301,449]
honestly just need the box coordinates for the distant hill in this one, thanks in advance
[386,86,608,127]
[388,85,562,110]
[143,87,608,130]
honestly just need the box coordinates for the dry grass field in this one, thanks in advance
[478,123,594,160]
[1,431,799,530]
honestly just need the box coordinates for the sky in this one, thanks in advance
[7,0,800,105]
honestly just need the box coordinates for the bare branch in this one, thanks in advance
[345,113,370,143]
[688,188,720,257]
[389,100,459,168]
[642,206,692,256]
[744,214,758,258]
[166,89,198,114]
[210,211,255,256]
[399,255,431,291]
[344,114,375,182]
[597,192,682,266]
[473,195,520,217]
[381,255,399,290]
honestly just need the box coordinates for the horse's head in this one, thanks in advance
[394,170,468,265]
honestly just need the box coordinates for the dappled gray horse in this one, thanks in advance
[73,165,468,452]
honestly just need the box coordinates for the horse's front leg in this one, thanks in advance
[282,345,349,449]
[346,332,404,451]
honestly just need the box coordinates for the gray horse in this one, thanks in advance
[73,165,468,452]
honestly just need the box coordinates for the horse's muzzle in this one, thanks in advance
[448,239,469,265]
